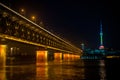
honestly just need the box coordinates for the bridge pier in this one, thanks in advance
[36,49,81,63]
[36,50,81,63]
[0,44,6,66]
[36,50,48,62]
[63,53,80,61]
[36,50,64,63]
[54,52,63,62]
[63,53,70,61]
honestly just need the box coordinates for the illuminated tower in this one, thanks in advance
[99,21,104,49]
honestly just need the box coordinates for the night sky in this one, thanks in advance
[1,0,120,50]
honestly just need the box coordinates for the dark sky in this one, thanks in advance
[1,0,120,50]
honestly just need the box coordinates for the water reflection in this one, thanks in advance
[0,58,110,80]
[6,65,36,80]
[36,61,48,80]
[36,60,85,80]
[99,60,106,80]
[83,60,107,80]
[0,67,6,80]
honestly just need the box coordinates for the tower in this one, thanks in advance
[99,21,104,49]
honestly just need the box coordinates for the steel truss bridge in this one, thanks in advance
[0,3,82,61]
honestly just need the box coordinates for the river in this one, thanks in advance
[0,58,120,80]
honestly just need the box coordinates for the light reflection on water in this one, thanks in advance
[0,59,108,80]
[36,60,85,80]
[99,60,106,80]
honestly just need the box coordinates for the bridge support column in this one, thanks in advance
[36,50,56,64]
[63,53,70,61]
[70,54,80,60]
[54,53,63,62]
[70,54,75,60]
[0,45,6,66]
[63,53,80,61]
[36,50,48,65]
[0,44,6,80]
[74,55,80,60]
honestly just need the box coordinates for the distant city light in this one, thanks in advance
[99,46,104,50]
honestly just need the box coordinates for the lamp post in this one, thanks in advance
[20,8,25,16]
[31,16,36,22]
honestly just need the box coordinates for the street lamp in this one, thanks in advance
[20,8,25,15]
[31,16,36,22]
[21,9,24,12]
[32,16,35,20]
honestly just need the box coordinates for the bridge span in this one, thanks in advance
[0,3,82,65]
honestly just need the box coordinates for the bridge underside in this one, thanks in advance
[0,38,80,66]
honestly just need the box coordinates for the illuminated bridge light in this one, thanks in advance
[54,53,62,61]
[0,45,7,66]
[0,34,75,53]
[36,51,48,64]
[63,53,70,61]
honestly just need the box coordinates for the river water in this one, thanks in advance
[0,58,120,80]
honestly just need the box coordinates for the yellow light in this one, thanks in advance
[63,53,70,61]
[54,53,62,61]
[36,51,48,63]
[21,9,24,12]
[106,56,120,58]
[31,16,36,20]
[0,45,7,56]
[0,45,7,66]
[20,8,25,15]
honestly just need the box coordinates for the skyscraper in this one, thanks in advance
[99,21,104,49]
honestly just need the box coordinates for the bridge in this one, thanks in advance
[0,3,82,65]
